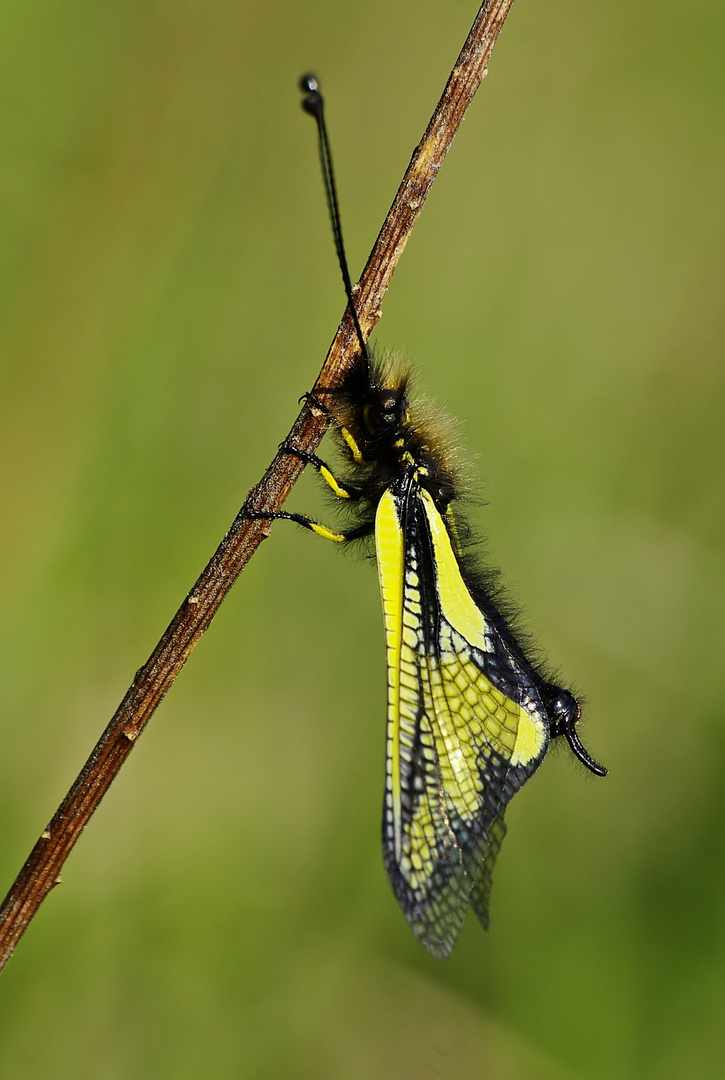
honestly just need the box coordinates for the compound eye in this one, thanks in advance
[377,389,401,414]
[371,388,405,428]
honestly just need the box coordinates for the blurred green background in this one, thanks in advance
[1,1,723,1076]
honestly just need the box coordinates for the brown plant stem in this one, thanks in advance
[0,0,516,973]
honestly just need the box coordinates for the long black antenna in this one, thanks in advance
[299,74,371,364]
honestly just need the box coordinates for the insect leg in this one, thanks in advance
[250,397,368,541]
[300,391,366,465]
[280,444,363,499]
[244,508,372,544]
[298,389,336,414]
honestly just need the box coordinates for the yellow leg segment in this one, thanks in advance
[309,521,347,542]
[340,425,364,465]
[319,464,352,499]
[280,444,361,500]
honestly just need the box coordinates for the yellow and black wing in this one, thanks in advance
[375,481,550,958]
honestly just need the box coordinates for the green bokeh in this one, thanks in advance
[1,1,724,1077]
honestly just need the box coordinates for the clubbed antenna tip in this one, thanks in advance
[299,73,320,110]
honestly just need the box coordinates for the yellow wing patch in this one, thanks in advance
[420,489,489,653]
[375,489,406,858]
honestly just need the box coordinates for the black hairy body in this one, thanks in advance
[316,350,591,749]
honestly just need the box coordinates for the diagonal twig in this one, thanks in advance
[0,0,516,973]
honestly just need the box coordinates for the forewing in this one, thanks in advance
[375,487,468,957]
[375,485,550,958]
